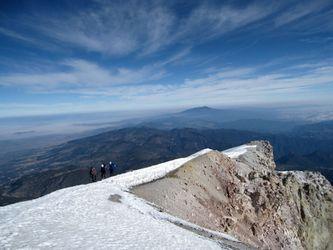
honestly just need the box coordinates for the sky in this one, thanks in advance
[0,0,332,117]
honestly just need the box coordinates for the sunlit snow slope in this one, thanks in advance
[0,145,253,249]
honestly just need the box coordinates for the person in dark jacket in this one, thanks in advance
[108,161,115,176]
[89,167,97,182]
[100,164,106,179]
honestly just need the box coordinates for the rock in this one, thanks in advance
[132,141,333,249]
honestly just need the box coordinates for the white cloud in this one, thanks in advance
[1,1,332,57]
[0,59,165,91]
[174,3,273,43]
[275,0,331,27]
[1,1,332,116]
[1,61,332,116]
[111,62,333,109]
[28,1,176,56]
[1,1,277,56]
[0,27,36,44]
[2,58,332,105]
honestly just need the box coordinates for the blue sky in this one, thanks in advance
[0,0,332,117]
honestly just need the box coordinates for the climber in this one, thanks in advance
[100,164,106,179]
[108,161,115,176]
[89,167,97,182]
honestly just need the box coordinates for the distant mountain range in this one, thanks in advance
[140,106,304,133]
[1,106,333,206]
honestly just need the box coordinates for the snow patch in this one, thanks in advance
[223,144,257,159]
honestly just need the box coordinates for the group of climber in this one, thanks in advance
[89,161,117,182]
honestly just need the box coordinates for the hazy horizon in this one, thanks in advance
[1,104,333,141]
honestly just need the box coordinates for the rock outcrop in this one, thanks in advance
[133,141,333,249]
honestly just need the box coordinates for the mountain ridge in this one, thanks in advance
[133,141,333,249]
[1,141,331,249]
[1,126,333,206]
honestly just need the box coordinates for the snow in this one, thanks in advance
[0,145,253,249]
[109,148,212,189]
[0,181,228,249]
[222,144,257,159]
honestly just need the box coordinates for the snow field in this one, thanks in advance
[0,144,254,249]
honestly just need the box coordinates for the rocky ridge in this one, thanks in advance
[133,141,333,249]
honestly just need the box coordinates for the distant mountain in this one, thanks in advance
[140,106,305,133]
[1,126,333,205]
[179,106,216,114]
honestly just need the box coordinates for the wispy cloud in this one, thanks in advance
[22,1,176,56]
[174,3,273,43]
[3,58,331,108]
[1,1,277,56]
[1,0,332,116]
[0,59,166,91]
[275,0,332,27]
[1,60,332,116]
[1,1,332,56]
[0,27,36,44]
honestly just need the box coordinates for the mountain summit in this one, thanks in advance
[1,141,332,249]
[180,106,218,114]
